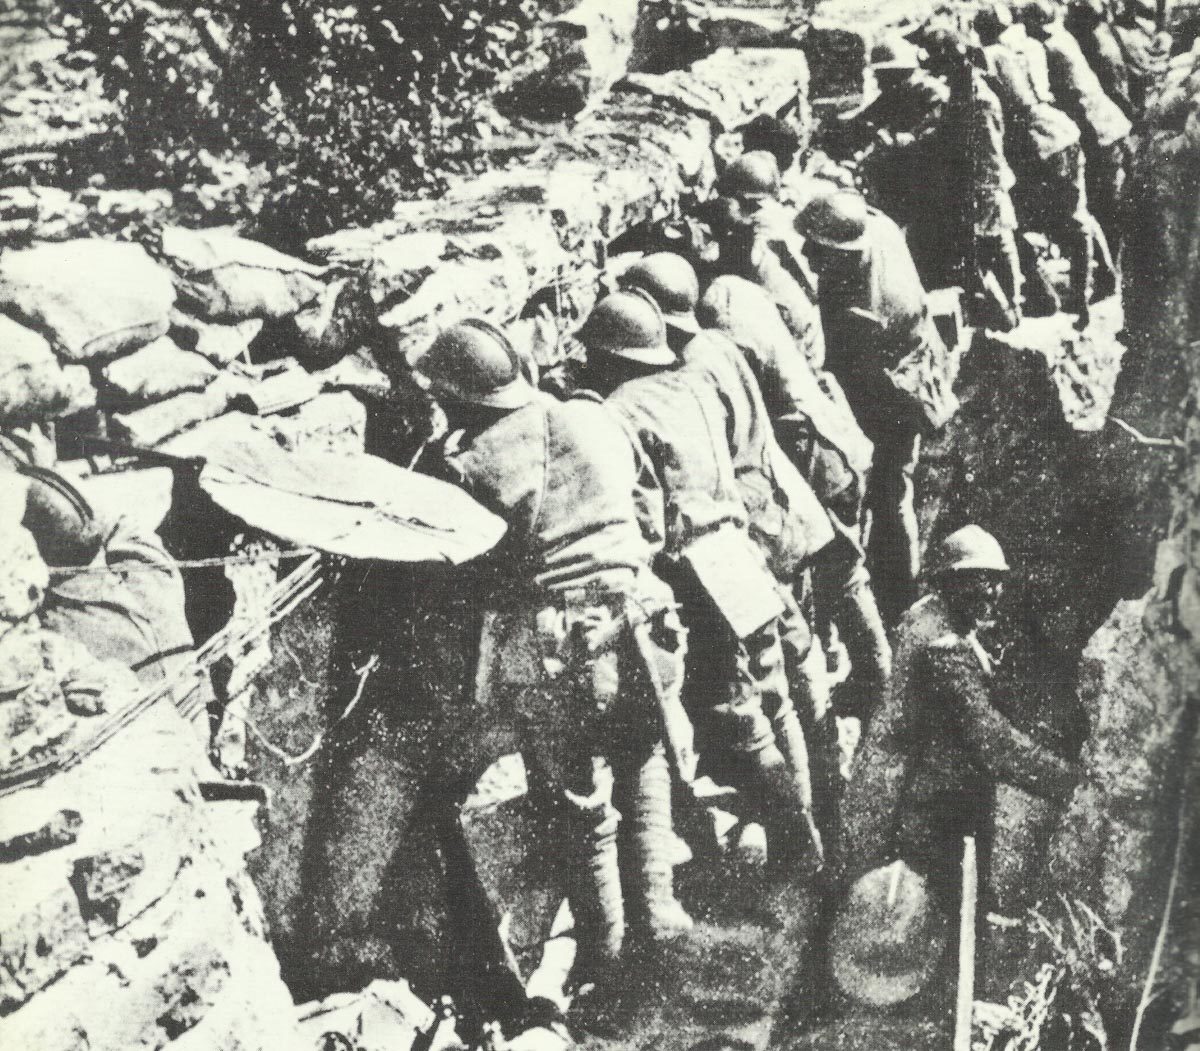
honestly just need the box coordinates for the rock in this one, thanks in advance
[0,876,89,1012]
[170,311,262,366]
[0,666,301,1050]
[111,372,243,448]
[624,47,810,132]
[75,187,174,236]
[1048,592,1200,994]
[0,186,87,245]
[0,808,81,862]
[157,226,326,324]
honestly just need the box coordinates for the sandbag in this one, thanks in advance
[159,225,326,323]
[0,314,95,424]
[101,336,218,403]
[112,373,241,447]
[170,311,263,365]
[0,240,175,361]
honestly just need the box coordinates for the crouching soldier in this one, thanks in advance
[411,319,695,978]
[573,290,823,872]
[841,526,1080,897]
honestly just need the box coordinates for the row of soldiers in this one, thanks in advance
[406,220,1066,993]
[398,0,1151,1019]
[817,0,1155,331]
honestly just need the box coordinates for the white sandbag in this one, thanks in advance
[112,372,242,447]
[0,314,96,424]
[0,240,175,361]
[159,225,326,323]
[100,336,218,402]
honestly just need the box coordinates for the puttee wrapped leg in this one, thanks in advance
[625,741,694,941]
[711,680,822,873]
[564,767,626,971]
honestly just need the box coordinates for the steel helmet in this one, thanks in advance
[412,318,534,410]
[871,35,921,70]
[794,190,870,251]
[0,439,103,568]
[577,290,675,367]
[620,253,701,334]
[831,861,950,1006]
[718,150,782,202]
[974,2,1015,39]
[1020,0,1060,27]
[931,524,1011,576]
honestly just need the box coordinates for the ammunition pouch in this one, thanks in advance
[678,525,785,640]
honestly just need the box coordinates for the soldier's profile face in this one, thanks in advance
[946,571,1005,631]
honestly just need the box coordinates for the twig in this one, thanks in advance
[956,836,978,1051]
[1130,710,1199,1050]
[1107,416,1186,451]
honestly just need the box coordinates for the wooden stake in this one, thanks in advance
[955,836,978,1051]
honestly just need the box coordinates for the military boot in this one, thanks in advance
[627,744,694,942]
[770,703,826,872]
[564,784,625,972]
[713,690,823,872]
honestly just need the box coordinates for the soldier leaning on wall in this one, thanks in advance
[794,189,952,628]
[412,318,698,992]
[573,289,824,875]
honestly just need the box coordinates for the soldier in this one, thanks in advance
[411,319,694,978]
[574,289,824,872]
[707,153,827,368]
[1065,0,1136,121]
[923,25,1025,329]
[621,252,846,845]
[794,190,954,627]
[1024,0,1132,260]
[841,526,1080,894]
[827,35,950,164]
[976,2,1108,327]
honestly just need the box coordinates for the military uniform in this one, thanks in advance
[970,66,1024,322]
[985,26,1097,316]
[605,368,820,867]
[842,593,1078,894]
[1039,20,1132,254]
[812,209,947,625]
[443,389,690,962]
